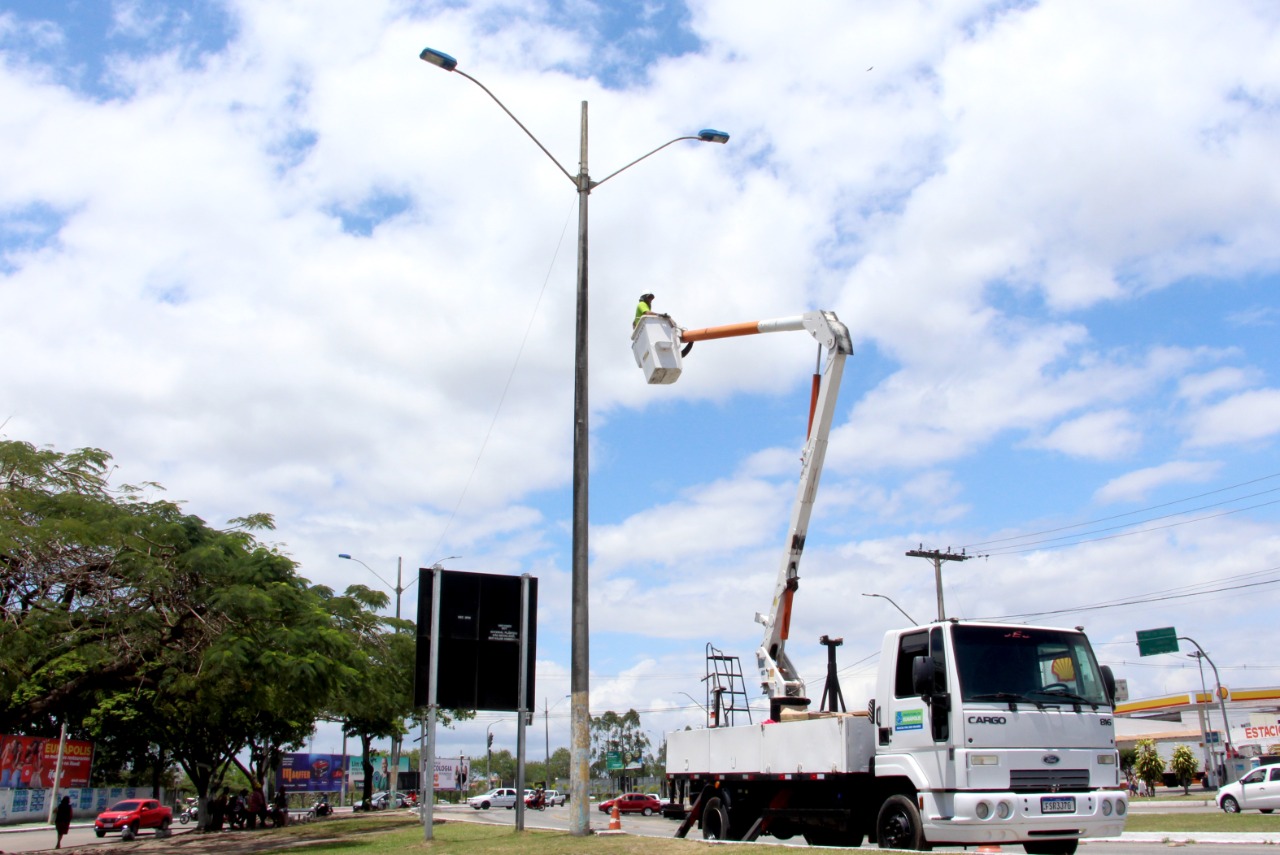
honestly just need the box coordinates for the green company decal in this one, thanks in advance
[605,751,623,771]
[895,709,924,732]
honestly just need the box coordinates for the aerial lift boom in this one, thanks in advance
[632,310,853,714]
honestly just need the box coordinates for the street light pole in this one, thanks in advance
[1179,636,1235,783]
[418,46,727,837]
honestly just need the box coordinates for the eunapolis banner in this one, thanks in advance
[0,735,95,789]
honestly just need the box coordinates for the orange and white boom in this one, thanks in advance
[641,310,853,709]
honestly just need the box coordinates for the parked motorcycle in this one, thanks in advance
[312,796,332,817]
[177,799,198,825]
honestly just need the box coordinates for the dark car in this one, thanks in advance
[598,792,663,816]
[94,798,173,839]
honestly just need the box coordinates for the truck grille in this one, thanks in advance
[1009,769,1091,792]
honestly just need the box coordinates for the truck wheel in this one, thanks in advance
[877,795,926,850]
[1024,843,1077,855]
[94,829,106,838]
[702,797,731,840]
[1220,795,1240,814]
[159,818,172,837]
[121,822,139,841]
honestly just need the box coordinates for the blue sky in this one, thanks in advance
[3,0,1279,761]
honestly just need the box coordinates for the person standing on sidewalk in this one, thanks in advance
[54,795,72,849]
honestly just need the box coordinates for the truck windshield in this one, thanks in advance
[952,625,1110,707]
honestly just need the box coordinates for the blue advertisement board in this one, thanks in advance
[277,753,346,792]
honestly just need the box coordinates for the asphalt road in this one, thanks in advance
[0,821,197,852]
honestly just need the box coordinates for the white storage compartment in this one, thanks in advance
[631,315,683,384]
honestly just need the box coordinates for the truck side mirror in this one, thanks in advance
[912,655,934,697]
[1101,665,1117,704]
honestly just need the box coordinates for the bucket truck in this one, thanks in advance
[631,311,1128,852]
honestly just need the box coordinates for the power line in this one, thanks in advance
[959,472,1280,552]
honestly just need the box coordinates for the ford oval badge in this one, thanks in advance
[1042,754,1061,765]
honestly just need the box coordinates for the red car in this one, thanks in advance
[94,798,173,840]
[598,792,663,816]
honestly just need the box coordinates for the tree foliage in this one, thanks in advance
[1170,744,1199,794]
[1134,739,1166,794]
[589,709,650,779]
[0,440,380,805]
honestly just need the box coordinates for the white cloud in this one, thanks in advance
[1095,461,1222,505]
[1186,389,1280,448]
[1032,409,1141,461]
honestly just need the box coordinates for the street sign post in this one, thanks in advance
[1136,626,1179,656]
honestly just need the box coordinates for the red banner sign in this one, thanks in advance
[0,735,95,789]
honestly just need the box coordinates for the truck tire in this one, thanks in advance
[121,822,139,841]
[876,794,927,850]
[702,797,730,840]
[1023,843,1078,855]
[158,817,172,837]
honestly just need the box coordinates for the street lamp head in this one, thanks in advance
[698,128,730,144]
[419,47,458,71]
[338,553,352,560]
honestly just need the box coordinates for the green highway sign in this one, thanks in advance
[1136,626,1179,657]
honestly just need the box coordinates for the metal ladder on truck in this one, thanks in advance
[703,643,752,728]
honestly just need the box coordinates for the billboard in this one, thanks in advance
[0,735,94,789]
[276,753,346,793]
[346,752,410,791]
[414,569,537,711]
[430,756,471,792]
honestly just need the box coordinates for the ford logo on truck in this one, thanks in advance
[968,716,1007,724]
[1042,754,1061,765]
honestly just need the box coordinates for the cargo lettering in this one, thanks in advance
[968,716,1007,725]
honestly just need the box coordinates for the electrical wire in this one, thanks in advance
[427,198,577,558]
[959,471,1280,552]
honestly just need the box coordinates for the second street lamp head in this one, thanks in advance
[419,47,458,71]
[698,129,730,144]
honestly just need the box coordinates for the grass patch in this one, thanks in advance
[252,818,786,854]
[1124,812,1280,833]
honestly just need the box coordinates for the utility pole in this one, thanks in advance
[906,547,971,620]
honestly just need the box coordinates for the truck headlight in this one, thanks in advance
[996,801,1012,819]
[1102,800,1112,816]
[1116,799,1126,816]
[1098,754,1116,765]
[976,801,991,819]
[970,754,1000,766]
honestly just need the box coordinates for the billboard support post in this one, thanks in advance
[514,574,531,832]
[421,562,443,841]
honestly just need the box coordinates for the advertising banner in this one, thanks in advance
[430,756,471,792]
[346,753,409,791]
[276,753,346,793]
[0,735,94,789]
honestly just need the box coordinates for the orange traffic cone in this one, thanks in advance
[976,844,1002,853]
[609,803,622,831]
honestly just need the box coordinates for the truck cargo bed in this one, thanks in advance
[667,712,874,778]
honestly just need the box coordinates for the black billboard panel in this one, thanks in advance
[413,569,537,712]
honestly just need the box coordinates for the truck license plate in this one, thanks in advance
[1041,796,1075,814]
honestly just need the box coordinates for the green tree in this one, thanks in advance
[1134,739,1165,796]
[589,709,650,784]
[1170,744,1199,795]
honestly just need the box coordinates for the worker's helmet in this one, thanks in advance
[640,293,655,303]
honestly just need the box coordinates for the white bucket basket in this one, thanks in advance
[631,315,683,384]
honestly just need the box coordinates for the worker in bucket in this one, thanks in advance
[634,292,656,327]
